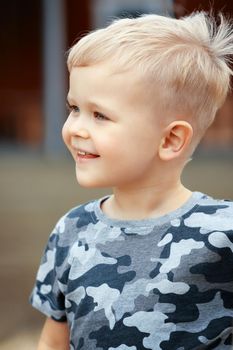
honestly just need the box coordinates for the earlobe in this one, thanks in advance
[159,121,193,161]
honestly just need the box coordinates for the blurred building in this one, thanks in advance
[0,0,232,155]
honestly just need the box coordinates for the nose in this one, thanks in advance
[67,115,90,139]
[74,127,89,139]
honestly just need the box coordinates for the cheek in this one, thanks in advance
[62,121,69,146]
[95,124,158,162]
[95,131,121,154]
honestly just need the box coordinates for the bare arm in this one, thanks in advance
[37,318,70,350]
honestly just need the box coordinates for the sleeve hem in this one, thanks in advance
[30,298,67,322]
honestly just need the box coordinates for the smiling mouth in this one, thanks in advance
[77,150,100,159]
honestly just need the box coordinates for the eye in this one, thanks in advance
[66,102,80,114]
[94,112,109,121]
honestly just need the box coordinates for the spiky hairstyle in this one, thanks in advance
[67,12,233,143]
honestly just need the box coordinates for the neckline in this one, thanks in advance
[93,191,205,228]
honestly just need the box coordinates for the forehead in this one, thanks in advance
[68,63,168,128]
[68,63,152,108]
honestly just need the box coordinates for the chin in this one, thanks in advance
[75,175,108,189]
[75,166,114,188]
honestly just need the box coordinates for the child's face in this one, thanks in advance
[62,63,164,189]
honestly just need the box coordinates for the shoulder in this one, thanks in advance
[184,193,233,233]
[196,193,233,213]
[48,197,100,249]
[61,197,98,227]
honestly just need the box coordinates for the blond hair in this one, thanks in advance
[67,12,233,145]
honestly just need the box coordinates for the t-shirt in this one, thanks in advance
[30,192,233,349]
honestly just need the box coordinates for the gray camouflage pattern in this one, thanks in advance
[30,192,233,349]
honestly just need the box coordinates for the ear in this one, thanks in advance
[158,121,193,161]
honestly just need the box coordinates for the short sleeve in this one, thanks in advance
[29,215,69,322]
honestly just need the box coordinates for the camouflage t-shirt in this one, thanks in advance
[30,192,233,349]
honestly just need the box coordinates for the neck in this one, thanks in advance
[102,179,192,220]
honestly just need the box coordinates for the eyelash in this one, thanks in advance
[66,103,79,114]
[66,103,108,121]
[94,112,108,121]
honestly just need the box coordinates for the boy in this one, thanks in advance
[30,11,233,350]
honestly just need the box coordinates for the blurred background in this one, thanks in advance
[0,0,233,348]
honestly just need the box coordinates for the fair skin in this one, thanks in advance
[37,318,69,350]
[63,63,193,219]
[38,62,193,348]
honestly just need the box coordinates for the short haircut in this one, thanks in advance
[67,12,233,147]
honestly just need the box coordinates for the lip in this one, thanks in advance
[75,150,100,163]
